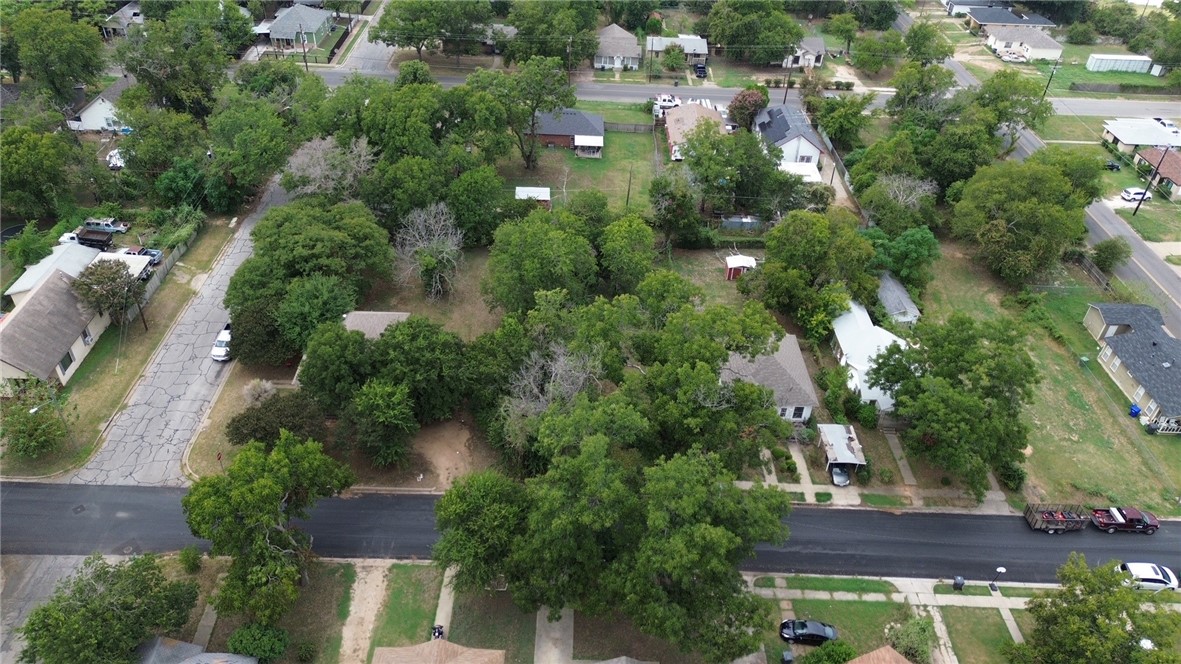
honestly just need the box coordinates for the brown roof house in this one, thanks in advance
[1134,147,1181,200]
[0,269,110,389]
[720,335,820,423]
[1083,303,1181,432]
[664,102,723,161]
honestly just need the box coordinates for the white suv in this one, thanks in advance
[1117,562,1178,592]
[1121,187,1152,202]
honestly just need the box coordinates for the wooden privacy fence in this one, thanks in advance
[605,122,652,133]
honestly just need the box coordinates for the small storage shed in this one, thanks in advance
[515,187,552,210]
[1086,53,1152,73]
[720,215,762,231]
[725,254,757,280]
[818,423,866,473]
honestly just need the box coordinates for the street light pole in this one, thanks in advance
[989,566,1007,592]
[1133,146,1171,217]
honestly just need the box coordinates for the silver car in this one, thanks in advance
[831,465,851,487]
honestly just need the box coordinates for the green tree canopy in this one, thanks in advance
[816,92,876,149]
[904,20,954,65]
[71,258,147,328]
[183,432,355,624]
[951,160,1087,285]
[504,0,599,70]
[344,379,420,467]
[1005,553,1181,664]
[117,20,229,118]
[851,29,906,75]
[1,126,71,220]
[433,469,530,592]
[708,0,805,64]
[466,56,577,170]
[372,316,468,424]
[298,322,375,414]
[826,12,859,53]
[10,8,104,104]
[869,314,1039,499]
[599,215,656,295]
[18,554,197,664]
[483,217,597,313]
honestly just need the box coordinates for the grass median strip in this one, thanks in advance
[788,576,898,594]
[935,582,992,596]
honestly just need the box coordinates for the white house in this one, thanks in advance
[783,37,826,69]
[1102,118,1181,154]
[0,269,111,387]
[595,24,642,70]
[67,75,133,132]
[986,26,1062,61]
[4,243,101,308]
[645,34,709,65]
[831,301,906,412]
[92,252,153,281]
[754,104,824,169]
[719,335,820,423]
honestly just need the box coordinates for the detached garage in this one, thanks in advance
[1086,53,1152,73]
[818,423,866,475]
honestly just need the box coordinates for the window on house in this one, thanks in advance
[82,325,93,345]
[1147,400,1158,414]
[779,408,789,418]
[792,407,806,420]
[1099,346,1112,361]
[59,350,75,374]
[798,155,813,163]
[1111,356,1121,371]
[1133,386,1145,402]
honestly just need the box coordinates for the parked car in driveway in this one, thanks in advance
[128,246,163,266]
[1121,187,1152,202]
[211,323,232,361]
[780,619,838,645]
[1104,160,1121,171]
[830,465,851,487]
[1117,562,1178,592]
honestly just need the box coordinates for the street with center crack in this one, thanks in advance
[3,483,1178,584]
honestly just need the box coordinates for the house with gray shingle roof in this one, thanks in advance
[1084,303,1181,431]
[531,108,605,158]
[720,335,820,423]
[266,4,334,48]
[967,6,1054,33]
[877,272,920,326]
[645,34,709,65]
[0,269,111,388]
[783,36,826,69]
[754,103,825,170]
[596,24,642,70]
[342,311,410,340]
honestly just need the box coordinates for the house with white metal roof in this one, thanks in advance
[4,243,101,308]
[1102,118,1181,154]
[831,302,906,412]
[645,34,709,65]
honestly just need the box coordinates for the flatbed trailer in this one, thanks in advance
[1023,504,1089,534]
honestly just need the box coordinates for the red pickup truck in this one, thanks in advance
[1091,506,1160,534]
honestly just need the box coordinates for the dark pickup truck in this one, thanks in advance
[59,228,114,250]
[1091,506,1160,534]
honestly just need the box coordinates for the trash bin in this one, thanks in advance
[781,648,795,663]
[1130,404,1142,418]
[953,576,965,591]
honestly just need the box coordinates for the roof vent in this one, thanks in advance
[1164,361,1172,368]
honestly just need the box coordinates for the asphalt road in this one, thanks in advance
[4,484,1178,583]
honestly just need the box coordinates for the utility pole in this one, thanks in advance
[1039,59,1060,102]
[1133,146,1171,217]
[782,66,794,104]
[299,23,309,72]
[626,165,633,208]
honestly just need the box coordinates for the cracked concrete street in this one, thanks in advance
[66,180,291,487]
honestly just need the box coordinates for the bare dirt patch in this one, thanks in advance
[339,562,387,664]
[344,417,498,491]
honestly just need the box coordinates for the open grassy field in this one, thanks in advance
[574,100,653,124]
[1,222,235,478]
[789,599,911,655]
[658,249,755,309]
[1032,44,1173,94]
[1035,115,1107,142]
[942,607,1013,664]
[574,611,704,663]
[368,564,441,660]
[209,562,355,664]
[924,246,1181,514]
[1117,202,1181,242]
[449,591,537,664]
[500,131,659,212]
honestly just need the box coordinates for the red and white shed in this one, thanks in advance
[725,254,757,281]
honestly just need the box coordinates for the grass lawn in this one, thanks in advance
[788,490,806,502]
[1168,255,1181,266]
[573,99,653,124]
[1117,203,1181,242]
[941,606,1013,664]
[368,564,441,660]
[658,249,757,309]
[1033,57,1171,94]
[449,591,536,664]
[1011,608,1036,641]
[790,599,910,655]
[591,69,648,84]
[815,491,833,503]
[934,582,992,596]
[788,576,898,594]
[500,131,658,212]
[754,576,778,588]
[924,247,1181,515]
[362,249,500,342]
[1035,115,1107,142]
[999,586,1045,598]
[862,493,911,508]
[574,611,704,663]
[707,55,803,89]
[209,562,355,664]
[0,222,235,478]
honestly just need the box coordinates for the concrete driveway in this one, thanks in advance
[66,181,291,487]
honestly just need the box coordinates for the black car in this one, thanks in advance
[780,619,838,645]
[1104,160,1122,172]
[695,63,707,78]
